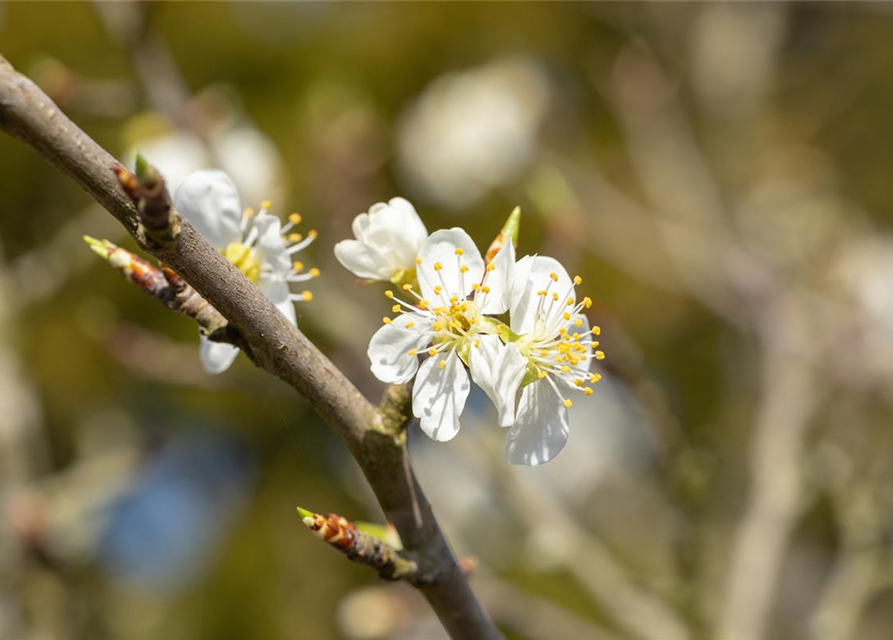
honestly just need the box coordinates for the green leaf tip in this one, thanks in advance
[134,153,157,185]
[83,235,112,259]
[296,506,315,520]
[503,206,521,245]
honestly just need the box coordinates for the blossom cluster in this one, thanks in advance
[336,198,603,466]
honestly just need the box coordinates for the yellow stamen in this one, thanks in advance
[573,276,582,285]
[416,257,422,265]
[301,291,313,302]
[391,304,401,313]
[385,290,394,298]
[382,317,391,325]
[261,200,272,210]
[408,349,418,356]
[455,248,464,256]
[592,326,601,336]
[428,348,438,356]
[487,263,496,272]
[289,213,302,224]
[439,359,446,370]
[309,268,320,278]
[288,233,303,243]
[433,262,443,271]
[563,399,573,408]
[584,388,593,396]
[550,272,559,282]
[405,321,415,329]
[402,283,413,291]
[595,351,605,360]
[243,207,255,218]
[293,261,305,272]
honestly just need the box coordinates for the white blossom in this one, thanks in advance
[174,169,317,375]
[366,229,515,441]
[499,256,604,465]
[334,197,428,283]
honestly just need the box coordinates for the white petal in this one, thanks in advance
[174,170,243,249]
[478,241,515,315]
[259,276,296,326]
[358,198,427,271]
[505,380,570,465]
[334,240,394,280]
[412,350,470,442]
[510,255,575,335]
[351,212,371,243]
[386,197,429,253]
[199,335,240,375]
[367,314,433,384]
[417,228,484,302]
[468,335,527,427]
[253,213,292,278]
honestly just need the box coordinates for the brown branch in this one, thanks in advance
[0,54,500,640]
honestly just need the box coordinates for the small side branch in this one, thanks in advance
[84,237,227,335]
[298,508,418,581]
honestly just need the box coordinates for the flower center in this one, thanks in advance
[222,242,261,283]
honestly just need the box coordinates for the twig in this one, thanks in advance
[0,54,500,640]
[298,508,418,581]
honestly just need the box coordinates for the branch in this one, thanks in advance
[0,54,500,640]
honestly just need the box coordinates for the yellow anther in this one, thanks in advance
[382,317,391,325]
[433,322,445,331]
[574,378,584,387]
[592,341,600,348]
[433,262,443,271]
[439,359,446,370]
[455,248,465,256]
[434,285,443,294]
[550,272,559,282]
[408,349,418,356]
[385,290,395,298]
[482,286,490,294]
[261,200,272,210]
[419,300,429,309]
[474,339,481,348]
[563,399,573,408]
[573,276,582,285]
[566,297,575,306]
[471,283,482,291]
[582,297,592,308]
[301,291,313,301]
[538,290,548,296]
[592,326,601,336]
[309,268,320,278]
[288,233,303,243]
[589,373,602,384]
[487,263,496,272]
[537,370,548,379]
[391,304,401,313]
[416,257,422,265]
[293,261,305,272]
[428,348,438,357]
[289,213,302,224]
[563,312,571,321]
[243,207,255,218]
[552,293,559,301]
[584,387,593,396]
[575,318,583,327]
[405,321,415,329]
[595,350,605,360]
[308,229,318,240]
[449,295,459,303]
[460,265,470,273]
[561,366,571,373]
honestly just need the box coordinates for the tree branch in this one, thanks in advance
[0,54,501,640]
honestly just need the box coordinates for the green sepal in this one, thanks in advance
[355,522,403,550]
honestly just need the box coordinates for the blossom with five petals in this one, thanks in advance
[366,228,515,441]
[495,256,604,465]
[174,169,318,374]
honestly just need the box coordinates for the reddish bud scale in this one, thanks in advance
[113,165,140,202]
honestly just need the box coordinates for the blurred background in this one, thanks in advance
[2,2,893,639]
